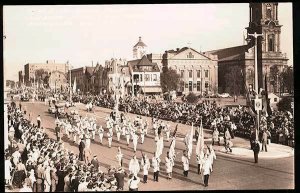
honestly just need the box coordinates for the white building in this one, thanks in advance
[128,55,161,96]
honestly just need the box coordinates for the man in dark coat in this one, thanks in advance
[253,140,260,163]
[91,155,100,172]
[79,139,85,161]
[114,167,126,190]
[55,124,61,142]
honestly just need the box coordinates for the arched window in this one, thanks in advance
[268,34,275,52]
[266,4,272,19]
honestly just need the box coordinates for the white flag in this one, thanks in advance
[196,119,204,155]
[73,77,77,93]
[185,123,193,159]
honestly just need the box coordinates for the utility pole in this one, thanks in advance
[248,32,264,141]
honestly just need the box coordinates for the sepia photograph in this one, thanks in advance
[3,2,294,191]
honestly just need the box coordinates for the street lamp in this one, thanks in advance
[247,32,264,141]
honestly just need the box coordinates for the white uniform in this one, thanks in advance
[155,136,164,158]
[98,126,104,144]
[107,131,113,148]
[125,128,130,145]
[116,152,123,167]
[140,129,145,144]
[165,156,173,174]
[85,132,91,148]
[132,134,139,152]
[182,155,189,171]
[116,125,121,142]
[129,158,140,176]
[152,157,160,172]
[165,124,171,141]
[91,122,96,140]
[141,158,150,175]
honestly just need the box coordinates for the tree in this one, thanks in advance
[160,68,181,93]
[269,65,279,92]
[277,97,292,112]
[186,92,199,103]
[224,66,243,95]
[281,66,293,94]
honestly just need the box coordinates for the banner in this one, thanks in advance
[195,119,204,155]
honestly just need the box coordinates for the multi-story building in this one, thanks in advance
[128,55,162,96]
[24,60,69,86]
[205,3,289,95]
[48,71,68,91]
[105,58,131,96]
[91,63,109,95]
[162,47,218,95]
[70,66,95,94]
[18,71,24,87]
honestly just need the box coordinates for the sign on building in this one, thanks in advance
[254,98,262,111]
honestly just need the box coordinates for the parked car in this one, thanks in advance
[217,93,231,98]
[21,95,30,101]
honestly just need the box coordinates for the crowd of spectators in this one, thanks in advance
[5,104,130,192]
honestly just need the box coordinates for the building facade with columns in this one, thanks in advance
[162,47,218,95]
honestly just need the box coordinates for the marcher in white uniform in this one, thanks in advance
[182,150,189,177]
[91,122,96,141]
[165,123,171,141]
[116,124,121,142]
[152,153,161,182]
[107,130,113,148]
[125,128,131,146]
[129,155,140,176]
[141,154,150,183]
[202,154,213,187]
[155,134,164,158]
[208,145,216,170]
[98,125,104,144]
[132,133,139,152]
[116,147,123,167]
[140,128,146,144]
[85,131,91,148]
[165,152,174,179]
[196,149,205,175]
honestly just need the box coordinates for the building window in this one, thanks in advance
[189,81,193,91]
[181,70,184,78]
[187,52,194,59]
[145,74,150,81]
[205,82,209,88]
[189,70,193,78]
[268,34,275,52]
[153,74,157,81]
[205,70,209,78]
[185,83,188,88]
[197,70,201,78]
[197,81,201,91]
[274,98,277,102]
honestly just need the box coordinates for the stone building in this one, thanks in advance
[24,60,69,86]
[205,2,289,95]
[48,71,68,91]
[91,63,109,95]
[70,66,95,94]
[162,47,218,95]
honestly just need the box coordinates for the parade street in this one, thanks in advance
[20,101,294,190]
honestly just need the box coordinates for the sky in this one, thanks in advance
[3,3,293,81]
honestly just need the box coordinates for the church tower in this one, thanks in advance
[133,37,147,59]
[246,2,288,93]
[247,3,282,53]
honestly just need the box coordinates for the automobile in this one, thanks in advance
[48,106,56,114]
[21,95,30,101]
[217,93,231,98]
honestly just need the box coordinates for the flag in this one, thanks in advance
[263,73,272,116]
[196,119,204,155]
[169,136,176,159]
[172,124,178,137]
[241,70,256,117]
[73,77,77,93]
[185,123,193,159]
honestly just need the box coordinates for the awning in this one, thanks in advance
[142,87,162,93]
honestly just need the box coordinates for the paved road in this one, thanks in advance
[19,101,294,190]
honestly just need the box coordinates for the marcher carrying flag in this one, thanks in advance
[184,123,194,159]
[262,73,272,117]
[240,69,256,117]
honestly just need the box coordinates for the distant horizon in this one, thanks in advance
[3,3,293,81]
